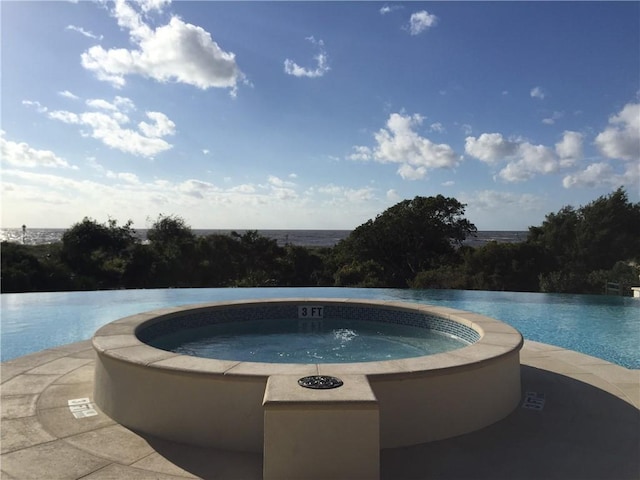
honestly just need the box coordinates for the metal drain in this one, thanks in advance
[298,375,344,389]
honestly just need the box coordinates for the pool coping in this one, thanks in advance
[1,339,637,480]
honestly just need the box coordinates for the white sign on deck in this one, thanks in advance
[68,397,98,419]
[522,391,545,410]
[298,306,324,319]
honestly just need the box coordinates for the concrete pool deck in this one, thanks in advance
[1,340,638,480]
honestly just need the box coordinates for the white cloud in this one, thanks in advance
[464,133,519,164]
[47,97,175,158]
[397,164,427,180]
[594,102,640,162]
[347,145,372,162]
[317,184,341,196]
[178,179,219,199]
[563,161,639,189]
[271,187,298,201]
[441,180,455,187]
[466,131,582,182]
[2,178,76,208]
[562,163,614,188]
[86,158,139,184]
[229,184,255,194]
[498,143,557,182]
[542,111,564,125]
[317,184,375,202]
[430,122,445,133]
[86,96,135,112]
[86,99,118,111]
[111,0,151,41]
[138,0,171,13]
[379,4,402,15]
[555,131,583,167]
[344,187,376,203]
[463,190,542,212]
[267,175,296,188]
[48,111,79,123]
[2,164,385,229]
[22,100,48,113]
[460,124,473,135]
[138,112,176,138]
[58,90,80,100]
[108,171,140,184]
[405,10,438,35]
[354,112,457,180]
[284,36,330,78]
[386,189,401,202]
[81,1,244,94]
[625,161,640,185]
[460,189,545,229]
[1,168,158,227]
[66,25,103,40]
[530,86,545,99]
[86,156,105,173]
[2,170,84,193]
[265,175,297,200]
[0,132,74,169]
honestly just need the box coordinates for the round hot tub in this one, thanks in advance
[92,298,523,452]
[143,310,474,363]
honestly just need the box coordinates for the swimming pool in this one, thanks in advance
[1,287,638,368]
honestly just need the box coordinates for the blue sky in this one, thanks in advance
[2,1,638,231]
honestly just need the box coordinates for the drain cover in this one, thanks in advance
[298,375,344,389]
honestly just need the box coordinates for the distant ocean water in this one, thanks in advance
[0,228,527,248]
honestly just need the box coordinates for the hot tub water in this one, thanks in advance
[147,318,469,363]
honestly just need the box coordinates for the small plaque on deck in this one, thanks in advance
[522,391,545,410]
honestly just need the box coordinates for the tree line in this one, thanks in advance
[2,188,639,295]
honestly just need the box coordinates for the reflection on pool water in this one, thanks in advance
[146,318,470,363]
[1,287,638,368]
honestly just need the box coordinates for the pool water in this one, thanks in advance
[1,287,638,368]
[147,318,469,363]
